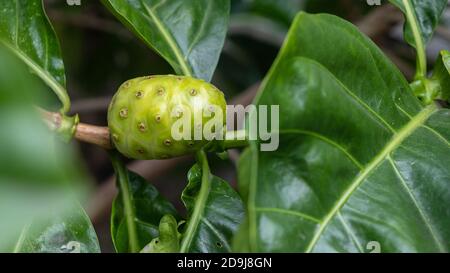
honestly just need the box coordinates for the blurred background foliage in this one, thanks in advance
[0,46,98,252]
[31,0,450,252]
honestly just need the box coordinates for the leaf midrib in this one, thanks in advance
[2,2,69,112]
[305,104,437,252]
[401,0,427,76]
[1,41,69,112]
[111,155,140,253]
[185,0,212,58]
[388,156,446,252]
[14,0,19,45]
[180,151,211,253]
[142,2,192,77]
[201,218,231,252]
[13,222,31,253]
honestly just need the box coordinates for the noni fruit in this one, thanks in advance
[108,75,226,160]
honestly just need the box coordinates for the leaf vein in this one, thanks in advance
[256,207,321,223]
[15,0,19,46]
[387,155,446,252]
[279,129,363,169]
[422,125,450,147]
[201,218,231,252]
[307,58,397,134]
[305,105,437,252]
[337,212,364,253]
[185,0,212,59]
[142,2,192,77]
[397,104,450,147]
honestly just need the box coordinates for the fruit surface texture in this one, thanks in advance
[108,75,226,160]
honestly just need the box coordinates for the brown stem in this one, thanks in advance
[39,108,113,149]
[75,123,112,150]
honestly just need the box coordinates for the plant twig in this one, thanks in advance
[75,123,112,150]
[38,108,112,149]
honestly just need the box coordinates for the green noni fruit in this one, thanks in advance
[108,75,226,160]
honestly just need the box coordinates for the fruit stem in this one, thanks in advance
[39,107,113,149]
[222,130,249,149]
[40,110,249,151]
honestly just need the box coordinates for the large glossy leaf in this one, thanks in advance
[235,12,450,253]
[0,0,69,112]
[180,152,244,253]
[13,204,100,253]
[0,46,99,253]
[110,153,179,253]
[102,0,230,82]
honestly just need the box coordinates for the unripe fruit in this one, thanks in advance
[108,75,226,160]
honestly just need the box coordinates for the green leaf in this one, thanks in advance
[235,12,450,253]
[140,214,181,253]
[431,50,450,103]
[389,0,447,46]
[101,0,230,82]
[389,0,447,77]
[13,204,100,253]
[180,151,244,253]
[0,0,70,113]
[110,152,179,253]
[0,46,99,253]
